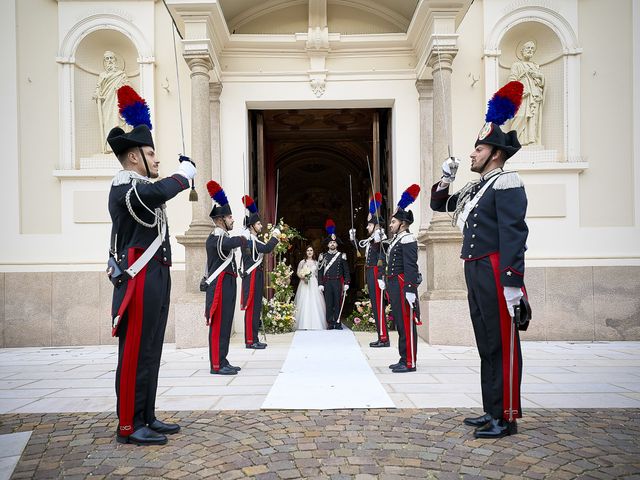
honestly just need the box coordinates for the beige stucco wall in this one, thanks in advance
[152,1,194,258]
[579,0,634,227]
[17,0,60,234]
[450,0,486,188]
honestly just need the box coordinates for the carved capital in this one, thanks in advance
[427,52,456,73]
[415,79,433,99]
[185,55,213,78]
[209,82,223,100]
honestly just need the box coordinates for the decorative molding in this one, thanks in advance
[483,3,581,162]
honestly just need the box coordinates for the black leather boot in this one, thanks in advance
[116,426,167,446]
[334,324,343,330]
[388,361,404,369]
[463,413,492,427]
[474,418,517,439]
[148,419,180,435]
[392,364,416,373]
[226,363,242,371]
[370,340,390,348]
[246,343,266,349]
[210,365,238,375]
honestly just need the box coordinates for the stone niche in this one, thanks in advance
[499,21,563,162]
[74,29,140,169]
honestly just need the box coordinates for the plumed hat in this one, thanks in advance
[323,218,343,246]
[242,195,261,228]
[393,184,420,225]
[367,192,384,226]
[207,181,232,218]
[107,86,154,157]
[475,81,523,159]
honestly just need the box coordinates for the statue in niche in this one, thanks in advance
[508,40,545,146]
[92,51,129,153]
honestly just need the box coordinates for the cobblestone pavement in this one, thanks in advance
[1,409,639,479]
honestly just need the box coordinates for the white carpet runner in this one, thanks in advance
[261,329,395,410]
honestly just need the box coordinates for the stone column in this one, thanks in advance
[209,82,223,181]
[419,44,475,346]
[175,54,214,348]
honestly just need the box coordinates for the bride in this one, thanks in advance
[294,246,327,330]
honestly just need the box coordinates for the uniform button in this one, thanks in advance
[163,257,167,262]
[472,234,476,238]
[163,247,167,252]
[470,244,474,248]
[473,213,478,218]
[468,254,472,258]
[473,224,477,228]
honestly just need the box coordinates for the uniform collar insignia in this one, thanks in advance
[213,226,228,236]
[481,168,503,182]
[112,169,150,186]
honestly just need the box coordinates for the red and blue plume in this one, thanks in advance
[369,192,382,215]
[117,85,152,130]
[325,219,336,235]
[397,184,420,210]
[207,180,228,206]
[485,81,524,126]
[242,195,257,213]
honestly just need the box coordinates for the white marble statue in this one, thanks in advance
[508,40,545,146]
[93,51,128,153]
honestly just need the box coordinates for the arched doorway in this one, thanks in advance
[248,108,392,310]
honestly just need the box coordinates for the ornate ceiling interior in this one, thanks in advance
[219,0,419,35]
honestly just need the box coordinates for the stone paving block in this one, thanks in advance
[0,409,638,479]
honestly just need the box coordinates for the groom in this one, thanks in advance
[318,219,351,330]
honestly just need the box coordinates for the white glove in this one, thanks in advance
[373,229,381,243]
[174,160,196,180]
[405,292,416,305]
[343,284,349,292]
[271,228,281,237]
[377,279,386,290]
[503,286,523,317]
[349,228,356,242]
[440,157,460,184]
[319,285,324,292]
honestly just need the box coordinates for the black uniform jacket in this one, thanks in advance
[108,172,189,324]
[383,231,419,294]
[241,235,279,274]
[318,251,351,286]
[364,237,384,269]
[204,227,247,317]
[430,168,528,288]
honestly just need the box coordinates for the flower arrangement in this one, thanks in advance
[343,288,393,333]
[259,219,303,334]
[269,260,294,303]
[262,219,304,260]
[262,297,296,334]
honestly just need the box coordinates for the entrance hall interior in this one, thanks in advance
[248,108,392,300]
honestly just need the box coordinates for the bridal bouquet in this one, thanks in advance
[299,265,312,283]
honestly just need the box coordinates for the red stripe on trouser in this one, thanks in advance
[244,270,257,345]
[118,248,146,436]
[488,253,522,420]
[397,274,415,369]
[208,272,227,371]
[372,266,388,342]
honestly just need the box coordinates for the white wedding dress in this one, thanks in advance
[294,259,327,330]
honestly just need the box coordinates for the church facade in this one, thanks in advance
[1,0,638,347]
